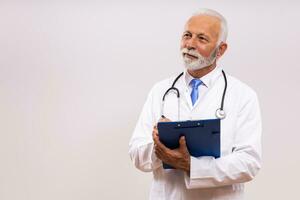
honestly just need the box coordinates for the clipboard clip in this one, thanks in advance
[175,122,204,129]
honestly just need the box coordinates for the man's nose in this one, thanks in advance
[186,37,197,50]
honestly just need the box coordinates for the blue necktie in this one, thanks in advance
[190,79,202,106]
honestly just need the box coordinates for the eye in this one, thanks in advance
[198,36,208,42]
[183,33,191,38]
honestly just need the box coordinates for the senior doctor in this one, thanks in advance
[129,8,262,200]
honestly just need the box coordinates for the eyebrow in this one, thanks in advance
[183,31,209,39]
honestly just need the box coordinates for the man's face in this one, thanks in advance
[180,15,221,68]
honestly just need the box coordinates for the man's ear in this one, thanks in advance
[217,42,228,59]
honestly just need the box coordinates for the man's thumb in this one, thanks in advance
[179,136,187,148]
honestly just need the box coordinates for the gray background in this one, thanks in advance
[0,0,299,199]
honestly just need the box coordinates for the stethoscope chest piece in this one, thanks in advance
[215,108,226,120]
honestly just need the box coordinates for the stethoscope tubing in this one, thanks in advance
[161,70,227,120]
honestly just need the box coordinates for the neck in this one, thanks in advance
[187,63,217,78]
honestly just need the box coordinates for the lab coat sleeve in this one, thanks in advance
[128,86,162,172]
[184,91,262,189]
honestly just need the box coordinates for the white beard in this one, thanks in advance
[181,47,218,70]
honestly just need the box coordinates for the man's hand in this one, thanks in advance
[152,117,191,173]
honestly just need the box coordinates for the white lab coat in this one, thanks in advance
[129,67,262,200]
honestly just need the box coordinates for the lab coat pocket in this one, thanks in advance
[220,122,235,156]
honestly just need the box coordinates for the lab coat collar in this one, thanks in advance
[183,65,223,88]
[179,66,223,110]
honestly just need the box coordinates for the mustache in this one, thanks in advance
[181,48,201,59]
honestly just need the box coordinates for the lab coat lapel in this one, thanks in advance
[178,77,194,111]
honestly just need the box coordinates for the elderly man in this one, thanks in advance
[129,8,262,200]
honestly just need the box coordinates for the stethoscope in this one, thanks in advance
[161,70,227,120]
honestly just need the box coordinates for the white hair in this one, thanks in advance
[191,8,228,43]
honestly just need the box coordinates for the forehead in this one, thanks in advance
[184,15,221,40]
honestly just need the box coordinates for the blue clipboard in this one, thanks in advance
[157,119,221,169]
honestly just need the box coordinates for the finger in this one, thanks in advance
[152,129,169,152]
[155,151,161,159]
[154,146,162,155]
[154,148,160,157]
[153,135,163,149]
[155,151,166,161]
[152,130,158,138]
[155,149,171,165]
[154,140,163,151]
[164,117,171,122]
[153,130,160,141]
[179,136,188,151]
[152,128,159,139]
[155,138,170,152]
[153,129,160,139]
[152,126,158,136]
[154,147,164,159]
[153,135,159,144]
[159,117,171,122]
[153,127,158,134]
[154,140,171,158]
[179,136,186,145]
[155,147,169,162]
